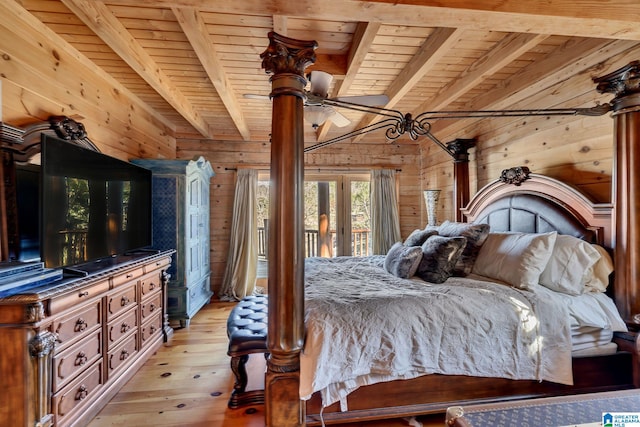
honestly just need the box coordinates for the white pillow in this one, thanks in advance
[472,231,558,290]
[584,244,614,293]
[539,234,601,295]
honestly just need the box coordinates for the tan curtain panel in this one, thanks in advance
[220,168,258,300]
[370,169,401,255]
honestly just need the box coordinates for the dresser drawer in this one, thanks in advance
[106,283,137,320]
[52,329,102,392]
[53,299,101,349]
[107,332,138,378]
[140,291,162,321]
[52,360,103,424]
[145,256,171,273]
[140,272,162,299]
[111,267,144,288]
[49,280,109,315]
[106,307,138,348]
[140,312,163,348]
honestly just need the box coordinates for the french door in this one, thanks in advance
[304,173,371,257]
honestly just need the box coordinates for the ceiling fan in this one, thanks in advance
[243,70,389,129]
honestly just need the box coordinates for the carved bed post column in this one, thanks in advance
[447,139,476,221]
[594,61,640,321]
[260,32,317,427]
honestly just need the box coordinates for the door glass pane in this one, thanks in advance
[256,179,270,280]
[350,180,371,256]
[304,180,337,258]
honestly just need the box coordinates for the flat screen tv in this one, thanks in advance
[38,134,153,270]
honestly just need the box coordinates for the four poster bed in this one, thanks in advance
[302,170,638,425]
[258,33,640,427]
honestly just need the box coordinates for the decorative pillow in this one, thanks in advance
[384,242,423,279]
[539,234,602,295]
[584,244,614,293]
[415,235,467,284]
[404,228,438,247]
[472,231,558,290]
[435,220,491,276]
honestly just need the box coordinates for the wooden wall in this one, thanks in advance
[0,2,175,161]
[176,133,421,295]
[420,43,640,221]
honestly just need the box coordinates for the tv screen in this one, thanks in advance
[40,134,153,269]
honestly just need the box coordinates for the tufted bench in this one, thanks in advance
[226,294,268,408]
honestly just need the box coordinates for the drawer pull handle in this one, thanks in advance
[126,273,133,278]
[150,325,157,334]
[120,350,130,361]
[78,291,89,297]
[120,323,131,333]
[75,385,88,401]
[121,296,130,306]
[75,318,88,332]
[149,303,156,312]
[149,283,156,291]
[75,351,88,366]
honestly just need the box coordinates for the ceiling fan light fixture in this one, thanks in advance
[308,70,333,98]
[304,105,334,128]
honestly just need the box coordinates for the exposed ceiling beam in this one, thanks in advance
[316,21,381,141]
[61,0,212,138]
[350,27,463,143]
[413,32,550,115]
[172,7,251,141]
[428,38,640,139]
[102,0,640,41]
[0,0,173,135]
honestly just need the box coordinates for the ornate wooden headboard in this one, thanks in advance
[461,167,613,248]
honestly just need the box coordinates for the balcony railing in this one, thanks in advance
[257,227,370,258]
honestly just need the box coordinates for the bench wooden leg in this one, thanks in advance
[228,354,265,409]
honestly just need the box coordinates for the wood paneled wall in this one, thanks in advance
[420,43,640,221]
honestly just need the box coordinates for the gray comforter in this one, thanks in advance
[300,256,573,410]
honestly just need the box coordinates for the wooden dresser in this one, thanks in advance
[0,250,174,427]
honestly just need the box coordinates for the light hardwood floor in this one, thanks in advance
[88,301,446,427]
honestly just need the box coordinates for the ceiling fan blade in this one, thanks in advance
[243,93,270,101]
[334,94,389,106]
[328,109,351,127]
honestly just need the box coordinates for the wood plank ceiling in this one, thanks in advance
[16,0,640,146]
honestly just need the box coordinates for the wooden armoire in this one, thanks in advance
[132,157,214,327]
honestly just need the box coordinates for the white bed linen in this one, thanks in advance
[471,274,626,353]
[300,256,575,410]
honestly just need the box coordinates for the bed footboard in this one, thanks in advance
[305,352,636,426]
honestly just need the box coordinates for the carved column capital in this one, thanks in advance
[594,61,640,112]
[261,32,318,77]
[446,138,476,163]
[594,60,640,97]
